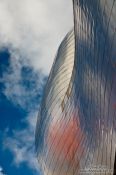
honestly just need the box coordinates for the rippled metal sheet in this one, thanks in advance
[35,30,75,175]
[35,1,116,175]
[73,0,116,174]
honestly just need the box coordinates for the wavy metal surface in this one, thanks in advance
[35,1,116,175]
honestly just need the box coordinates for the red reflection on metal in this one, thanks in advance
[113,103,116,109]
[47,113,84,170]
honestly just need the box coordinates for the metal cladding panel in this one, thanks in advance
[35,30,75,175]
[73,0,116,174]
[35,1,116,175]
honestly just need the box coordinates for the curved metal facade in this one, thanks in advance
[36,1,116,175]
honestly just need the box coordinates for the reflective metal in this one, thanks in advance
[35,1,116,175]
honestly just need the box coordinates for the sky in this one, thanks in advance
[0,0,73,174]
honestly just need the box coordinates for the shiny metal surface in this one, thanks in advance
[35,1,116,174]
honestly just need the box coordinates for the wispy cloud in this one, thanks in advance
[0,0,73,74]
[0,0,72,173]
[1,56,46,111]
[1,62,45,173]
[0,166,6,175]
[3,112,40,174]
[0,0,73,110]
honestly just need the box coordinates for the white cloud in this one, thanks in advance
[1,56,45,110]
[0,0,73,109]
[0,0,73,74]
[0,1,73,173]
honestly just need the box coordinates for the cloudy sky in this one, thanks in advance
[0,0,73,174]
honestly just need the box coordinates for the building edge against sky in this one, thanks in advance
[35,29,75,175]
[35,0,116,175]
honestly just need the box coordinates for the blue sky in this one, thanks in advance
[0,49,46,175]
[0,1,72,175]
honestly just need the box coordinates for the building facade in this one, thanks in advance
[35,0,116,175]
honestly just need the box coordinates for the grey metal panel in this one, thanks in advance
[35,1,116,175]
